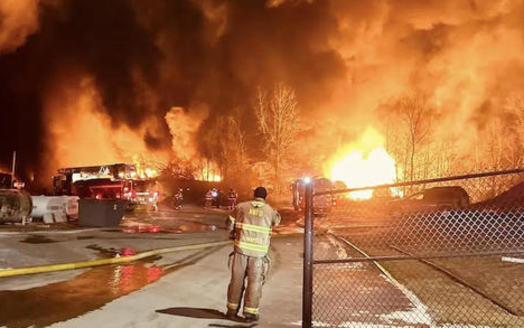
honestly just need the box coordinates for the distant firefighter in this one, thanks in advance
[227,188,238,210]
[205,188,218,208]
[216,189,222,208]
[173,188,184,210]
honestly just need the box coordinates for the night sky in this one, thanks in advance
[1,0,523,182]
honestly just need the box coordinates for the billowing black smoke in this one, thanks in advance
[0,0,162,177]
[0,0,345,182]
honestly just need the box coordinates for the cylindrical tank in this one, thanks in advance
[31,196,79,222]
[64,196,80,219]
[0,189,33,223]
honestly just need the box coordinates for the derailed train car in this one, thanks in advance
[291,177,337,216]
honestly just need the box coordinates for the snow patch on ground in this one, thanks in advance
[338,323,414,328]
[273,225,302,235]
[290,321,497,328]
[290,320,331,327]
[380,309,432,325]
[327,234,348,259]
[324,234,364,270]
[440,325,492,328]
[377,273,434,326]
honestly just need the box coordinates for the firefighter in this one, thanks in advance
[215,189,222,209]
[226,186,281,322]
[205,188,216,208]
[227,188,238,210]
[174,188,183,210]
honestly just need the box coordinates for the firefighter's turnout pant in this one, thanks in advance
[227,252,269,317]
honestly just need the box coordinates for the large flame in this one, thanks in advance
[132,155,159,180]
[325,128,398,200]
[43,77,169,180]
[195,162,222,182]
[42,76,220,183]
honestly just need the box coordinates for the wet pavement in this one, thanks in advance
[44,235,303,328]
[0,260,162,328]
[0,204,302,328]
[20,235,58,244]
[0,246,224,328]
[313,235,432,327]
[121,205,227,233]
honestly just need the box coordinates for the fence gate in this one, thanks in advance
[302,169,524,328]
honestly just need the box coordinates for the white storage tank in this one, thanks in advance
[31,196,79,223]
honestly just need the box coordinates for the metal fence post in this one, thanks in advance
[302,182,314,328]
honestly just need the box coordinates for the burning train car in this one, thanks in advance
[53,163,159,209]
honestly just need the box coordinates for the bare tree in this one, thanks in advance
[256,83,299,191]
[201,109,248,181]
[379,107,409,182]
[396,94,433,183]
[227,108,247,168]
[504,95,524,167]
[217,114,248,180]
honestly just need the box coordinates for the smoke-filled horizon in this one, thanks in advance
[1,0,523,183]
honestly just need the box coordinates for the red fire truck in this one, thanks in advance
[53,163,159,209]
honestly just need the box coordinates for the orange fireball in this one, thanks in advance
[325,128,399,200]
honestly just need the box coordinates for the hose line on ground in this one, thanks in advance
[0,231,301,278]
[0,240,232,278]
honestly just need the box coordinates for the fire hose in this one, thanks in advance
[0,240,232,278]
[0,232,300,278]
[0,226,302,279]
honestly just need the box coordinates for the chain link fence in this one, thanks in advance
[303,168,524,328]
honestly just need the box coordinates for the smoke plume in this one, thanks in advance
[0,0,523,184]
[0,0,40,54]
[165,106,209,162]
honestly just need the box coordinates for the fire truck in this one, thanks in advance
[291,177,336,216]
[53,163,159,209]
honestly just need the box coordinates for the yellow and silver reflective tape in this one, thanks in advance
[244,307,259,314]
[227,302,239,310]
[251,201,265,207]
[236,222,271,234]
[228,216,235,223]
[235,241,269,253]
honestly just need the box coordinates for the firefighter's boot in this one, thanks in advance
[244,313,259,322]
[225,309,238,320]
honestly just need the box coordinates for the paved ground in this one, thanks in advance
[42,236,303,328]
[5,202,515,327]
[0,205,231,290]
[0,204,303,328]
[313,235,432,328]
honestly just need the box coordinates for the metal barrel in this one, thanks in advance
[0,189,33,223]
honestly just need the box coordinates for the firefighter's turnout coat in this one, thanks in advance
[226,197,281,317]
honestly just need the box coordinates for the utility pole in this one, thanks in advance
[11,151,16,180]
